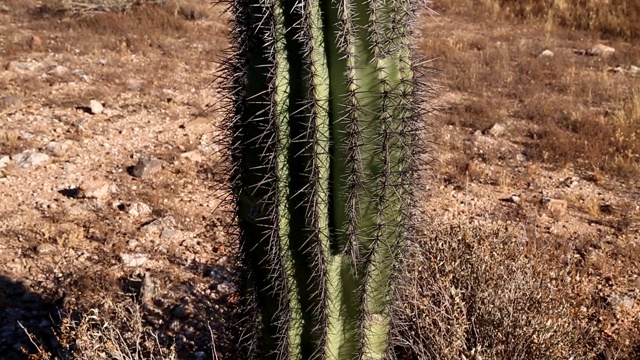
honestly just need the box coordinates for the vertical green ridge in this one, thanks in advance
[273,0,303,357]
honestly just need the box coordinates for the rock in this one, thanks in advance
[487,123,506,137]
[36,243,56,255]
[89,100,103,115]
[172,304,190,319]
[139,272,155,304]
[48,65,69,77]
[499,194,521,204]
[45,141,69,157]
[0,95,21,109]
[126,79,144,91]
[179,150,203,162]
[515,153,527,162]
[541,197,568,215]
[539,49,554,58]
[12,150,50,168]
[131,157,163,178]
[181,117,209,130]
[160,228,181,240]
[217,282,233,296]
[19,132,33,140]
[0,155,9,169]
[28,35,43,49]
[127,202,152,217]
[78,179,111,200]
[586,44,615,57]
[563,177,579,188]
[6,60,43,72]
[629,65,639,75]
[119,253,149,267]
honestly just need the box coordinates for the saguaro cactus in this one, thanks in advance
[217,0,429,357]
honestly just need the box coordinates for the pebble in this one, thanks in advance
[45,141,68,157]
[12,150,50,168]
[0,95,21,109]
[217,282,233,296]
[6,60,43,72]
[131,157,163,178]
[119,253,149,267]
[499,194,521,204]
[539,49,554,58]
[78,179,111,200]
[139,272,155,304]
[36,243,56,255]
[541,197,568,215]
[180,150,203,162]
[89,99,103,115]
[48,65,70,77]
[160,228,181,240]
[181,117,209,130]
[487,123,505,137]
[0,155,9,168]
[586,44,615,56]
[127,202,152,217]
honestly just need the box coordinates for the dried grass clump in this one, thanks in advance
[49,0,167,15]
[24,302,178,360]
[395,220,595,360]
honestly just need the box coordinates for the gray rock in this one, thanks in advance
[539,49,554,58]
[586,44,615,56]
[487,123,506,137]
[19,132,33,140]
[119,253,149,267]
[36,243,56,255]
[6,61,43,72]
[131,157,163,178]
[139,272,155,304]
[127,202,152,217]
[160,228,181,240]
[12,150,50,168]
[45,141,68,156]
[89,100,104,115]
[48,65,70,77]
[0,155,9,168]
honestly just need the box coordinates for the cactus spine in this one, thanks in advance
[218,0,427,356]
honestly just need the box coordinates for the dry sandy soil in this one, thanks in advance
[0,0,638,359]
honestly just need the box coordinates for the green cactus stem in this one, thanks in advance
[217,0,429,357]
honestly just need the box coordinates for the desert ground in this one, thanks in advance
[0,0,638,359]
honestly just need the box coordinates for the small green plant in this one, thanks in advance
[218,0,431,357]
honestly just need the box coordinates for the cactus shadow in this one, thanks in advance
[0,275,66,359]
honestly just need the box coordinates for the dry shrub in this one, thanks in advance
[435,0,640,40]
[395,220,596,359]
[34,0,211,21]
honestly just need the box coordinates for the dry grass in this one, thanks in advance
[424,11,640,179]
[396,221,594,359]
[21,302,179,360]
[434,0,640,40]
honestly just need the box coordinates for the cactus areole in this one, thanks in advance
[219,0,427,357]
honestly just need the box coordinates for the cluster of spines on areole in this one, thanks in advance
[214,0,433,357]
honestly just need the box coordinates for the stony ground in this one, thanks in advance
[0,1,639,359]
